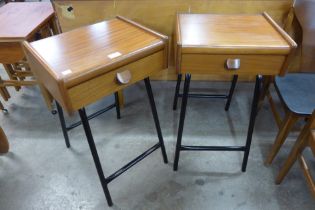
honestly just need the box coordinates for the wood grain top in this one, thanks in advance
[177,13,294,54]
[0,2,54,41]
[27,17,166,87]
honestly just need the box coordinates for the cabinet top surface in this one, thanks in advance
[0,2,54,40]
[29,17,163,83]
[177,14,290,51]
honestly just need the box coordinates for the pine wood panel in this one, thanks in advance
[0,2,54,41]
[0,42,24,64]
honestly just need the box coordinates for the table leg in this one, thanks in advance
[117,90,124,108]
[225,75,238,111]
[50,16,62,35]
[0,126,9,154]
[78,107,113,207]
[173,74,182,110]
[144,77,168,163]
[241,75,262,172]
[56,93,120,149]
[257,75,272,111]
[114,92,121,119]
[0,84,10,101]
[173,73,191,171]
[3,64,20,91]
[56,102,70,148]
[0,100,4,111]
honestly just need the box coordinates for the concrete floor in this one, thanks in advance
[0,68,314,209]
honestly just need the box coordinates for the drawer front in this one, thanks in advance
[180,54,285,75]
[68,50,164,110]
[0,42,24,64]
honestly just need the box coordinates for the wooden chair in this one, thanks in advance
[275,110,315,197]
[265,0,315,164]
[265,73,315,164]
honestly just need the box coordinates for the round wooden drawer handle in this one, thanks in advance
[225,58,241,70]
[116,70,131,84]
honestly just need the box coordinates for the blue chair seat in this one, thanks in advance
[275,73,315,116]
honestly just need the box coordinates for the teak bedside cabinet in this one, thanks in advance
[23,16,169,206]
[173,13,297,172]
[0,2,58,111]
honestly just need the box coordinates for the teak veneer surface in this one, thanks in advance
[29,18,164,87]
[175,13,296,76]
[23,17,168,114]
[0,2,54,41]
[53,0,301,79]
[178,14,290,54]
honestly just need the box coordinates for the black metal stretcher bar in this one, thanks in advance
[106,142,161,184]
[56,92,121,148]
[173,73,262,172]
[178,93,228,99]
[76,77,167,206]
[66,103,116,131]
[173,74,238,111]
[180,145,246,151]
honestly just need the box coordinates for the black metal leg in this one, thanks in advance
[56,101,70,148]
[173,73,191,171]
[78,108,113,207]
[144,77,168,163]
[114,92,121,119]
[241,75,262,172]
[225,75,238,111]
[173,74,182,110]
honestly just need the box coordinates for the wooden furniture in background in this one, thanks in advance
[0,2,57,111]
[173,13,297,172]
[52,0,297,81]
[0,126,9,154]
[267,0,315,128]
[275,110,315,197]
[23,16,169,206]
[265,73,315,164]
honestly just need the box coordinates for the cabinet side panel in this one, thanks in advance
[23,43,71,112]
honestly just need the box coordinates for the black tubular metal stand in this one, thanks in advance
[241,75,262,172]
[144,77,168,163]
[77,78,167,206]
[173,74,238,111]
[225,75,239,111]
[173,74,262,172]
[78,107,113,206]
[173,74,191,171]
[56,102,70,148]
[173,74,182,110]
[56,93,120,148]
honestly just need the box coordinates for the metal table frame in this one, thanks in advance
[173,73,263,172]
[56,92,121,148]
[56,77,168,206]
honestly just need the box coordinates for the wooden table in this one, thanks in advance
[173,13,297,172]
[0,2,58,111]
[23,16,169,206]
[53,0,301,81]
